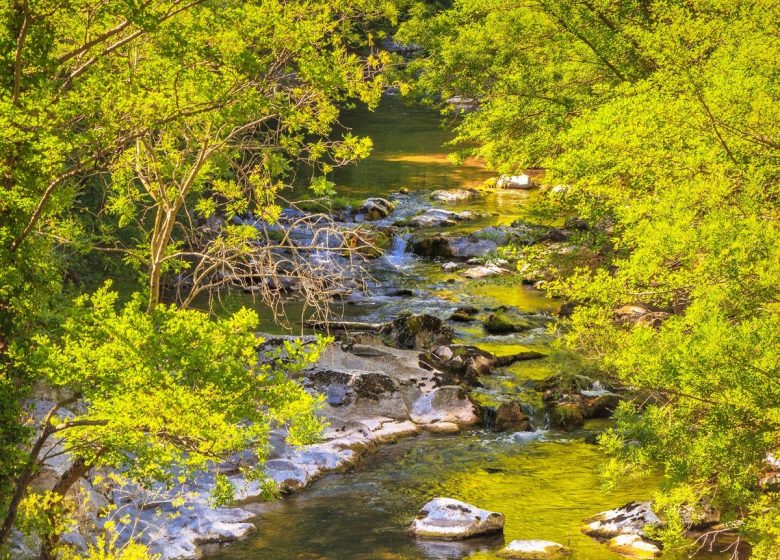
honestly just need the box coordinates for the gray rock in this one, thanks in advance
[409,498,504,540]
[430,189,483,203]
[409,208,476,228]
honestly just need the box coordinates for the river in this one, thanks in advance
[207,96,731,560]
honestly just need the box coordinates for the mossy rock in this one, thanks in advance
[483,312,532,334]
[550,403,585,431]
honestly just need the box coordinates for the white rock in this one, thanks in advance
[462,263,508,279]
[408,498,504,540]
[582,501,660,539]
[498,539,571,558]
[608,534,662,558]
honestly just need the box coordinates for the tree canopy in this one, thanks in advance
[1,1,399,557]
[399,0,780,556]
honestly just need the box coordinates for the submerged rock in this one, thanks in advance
[408,498,504,540]
[498,539,571,558]
[430,189,483,203]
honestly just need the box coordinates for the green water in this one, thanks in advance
[209,97,732,560]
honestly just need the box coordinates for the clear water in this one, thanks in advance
[207,96,733,560]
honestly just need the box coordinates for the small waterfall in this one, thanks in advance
[481,406,497,430]
[383,233,413,268]
[522,402,550,430]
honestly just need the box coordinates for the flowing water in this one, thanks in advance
[209,96,732,560]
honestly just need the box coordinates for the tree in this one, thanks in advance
[1,0,399,557]
[399,0,780,555]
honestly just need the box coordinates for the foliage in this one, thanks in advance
[26,285,325,487]
[400,0,780,555]
[1,0,398,556]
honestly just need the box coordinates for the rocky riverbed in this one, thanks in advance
[14,96,738,560]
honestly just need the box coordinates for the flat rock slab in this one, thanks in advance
[498,540,571,559]
[409,498,505,540]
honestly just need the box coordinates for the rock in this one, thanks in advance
[550,403,585,431]
[607,534,661,558]
[359,198,394,220]
[430,189,483,203]
[305,369,408,420]
[424,345,500,386]
[446,96,479,112]
[424,421,461,434]
[409,208,476,228]
[408,498,504,540]
[380,312,454,350]
[380,38,422,56]
[498,174,537,190]
[494,401,532,432]
[449,235,500,258]
[441,261,462,272]
[409,235,453,258]
[498,540,571,558]
[581,394,620,419]
[463,263,508,279]
[449,310,477,322]
[582,501,661,539]
[483,313,531,334]
[680,499,721,529]
[410,386,479,426]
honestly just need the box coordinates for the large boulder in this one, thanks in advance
[498,540,571,559]
[380,312,454,350]
[410,386,479,426]
[430,189,483,203]
[359,198,394,221]
[582,501,661,539]
[408,498,504,540]
[409,208,476,228]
